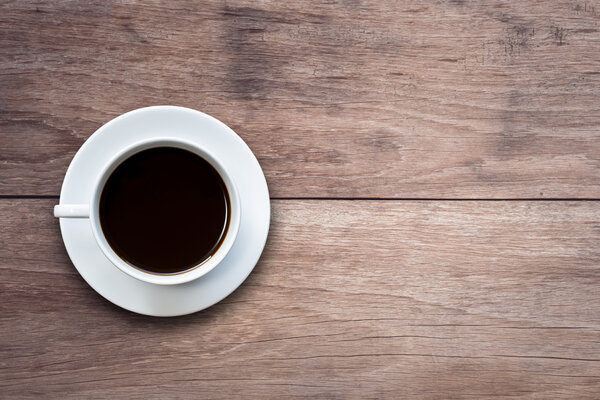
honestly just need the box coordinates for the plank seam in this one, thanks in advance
[1,196,600,201]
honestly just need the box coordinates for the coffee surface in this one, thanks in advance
[99,147,230,274]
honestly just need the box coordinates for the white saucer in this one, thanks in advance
[57,106,270,316]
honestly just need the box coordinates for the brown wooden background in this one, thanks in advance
[1,1,599,398]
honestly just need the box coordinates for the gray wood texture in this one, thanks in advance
[2,0,600,398]
[1,200,599,398]
[1,0,599,197]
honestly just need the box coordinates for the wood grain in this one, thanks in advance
[1,199,599,398]
[1,0,600,197]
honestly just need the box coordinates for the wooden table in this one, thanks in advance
[1,1,599,398]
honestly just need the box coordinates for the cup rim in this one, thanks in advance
[88,136,241,286]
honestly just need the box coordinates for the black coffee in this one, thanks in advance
[99,147,230,274]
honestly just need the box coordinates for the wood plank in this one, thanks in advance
[1,1,600,198]
[1,199,599,398]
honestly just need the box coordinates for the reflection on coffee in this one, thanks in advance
[99,147,230,274]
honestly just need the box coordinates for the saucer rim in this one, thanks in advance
[57,106,270,316]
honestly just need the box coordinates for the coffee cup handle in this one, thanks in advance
[54,204,90,218]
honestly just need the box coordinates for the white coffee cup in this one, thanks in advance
[54,137,241,286]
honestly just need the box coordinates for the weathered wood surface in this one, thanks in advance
[1,200,599,398]
[1,0,600,197]
[2,1,600,398]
